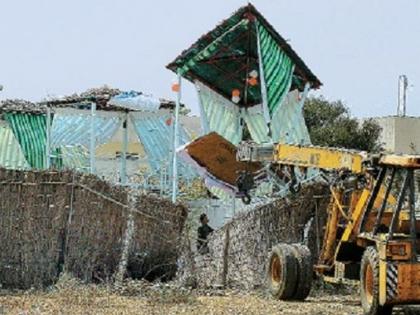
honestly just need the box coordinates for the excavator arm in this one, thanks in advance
[237,141,367,173]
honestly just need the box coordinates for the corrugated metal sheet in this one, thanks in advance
[257,20,295,115]
[0,124,29,169]
[130,113,195,179]
[5,113,47,169]
[196,82,243,145]
[51,114,121,148]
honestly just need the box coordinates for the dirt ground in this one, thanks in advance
[0,293,362,315]
[2,277,417,315]
[0,284,363,315]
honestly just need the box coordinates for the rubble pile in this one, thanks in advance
[0,99,47,114]
[177,184,330,290]
[0,168,187,289]
[80,85,122,98]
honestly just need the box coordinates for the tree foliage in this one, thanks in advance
[303,96,382,152]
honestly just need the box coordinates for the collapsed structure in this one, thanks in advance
[167,3,321,198]
[168,3,327,288]
[170,6,420,315]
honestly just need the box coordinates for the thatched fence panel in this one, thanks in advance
[0,168,187,289]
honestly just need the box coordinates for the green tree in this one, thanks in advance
[303,96,382,152]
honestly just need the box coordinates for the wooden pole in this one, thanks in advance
[171,72,182,203]
[120,111,129,185]
[90,102,96,174]
[45,106,52,169]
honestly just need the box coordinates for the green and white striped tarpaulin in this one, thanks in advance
[4,113,48,169]
[257,21,295,117]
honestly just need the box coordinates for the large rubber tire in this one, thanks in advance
[290,244,313,300]
[267,243,298,300]
[360,247,393,315]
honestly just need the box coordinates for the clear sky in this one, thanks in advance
[0,0,419,117]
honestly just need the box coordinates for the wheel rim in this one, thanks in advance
[364,263,374,305]
[271,255,282,284]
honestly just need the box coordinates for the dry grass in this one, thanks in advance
[0,289,362,315]
[0,275,362,315]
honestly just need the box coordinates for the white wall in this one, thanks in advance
[373,116,420,154]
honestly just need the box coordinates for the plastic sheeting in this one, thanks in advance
[243,90,311,145]
[130,113,196,179]
[197,80,310,145]
[196,82,242,145]
[0,124,29,170]
[108,91,161,112]
[242,104,270,144]
[51,114,121,149]
[271,90,311,145]
[60,145,89,171]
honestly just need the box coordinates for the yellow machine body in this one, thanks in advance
[238,142,420,307]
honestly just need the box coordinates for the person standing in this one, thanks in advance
[197,213,214,254]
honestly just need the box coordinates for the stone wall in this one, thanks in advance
[178,184,330,290]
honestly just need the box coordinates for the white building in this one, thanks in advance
[373,116,420,154]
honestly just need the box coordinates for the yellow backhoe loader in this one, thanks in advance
[236,142,420,315]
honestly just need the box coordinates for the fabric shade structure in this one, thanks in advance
[167,3,321,143]
[167,3,321,111]
[167,3,321,198]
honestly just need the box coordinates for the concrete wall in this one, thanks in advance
[374,116,420,154]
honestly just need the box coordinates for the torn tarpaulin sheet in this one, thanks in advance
[177,132,261,195]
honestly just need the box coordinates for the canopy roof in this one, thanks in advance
[167,3,321,108]
[0,87,182,116]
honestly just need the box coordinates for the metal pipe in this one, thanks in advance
[359,167,386,234]
[408,170,417,258]
[120,111,128,185]
[90,102,96,174]
[45,106,52,169]
[373,167,396,235]
[397,75,408,116]
[389,170,410,240]
[171,72,181,203]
